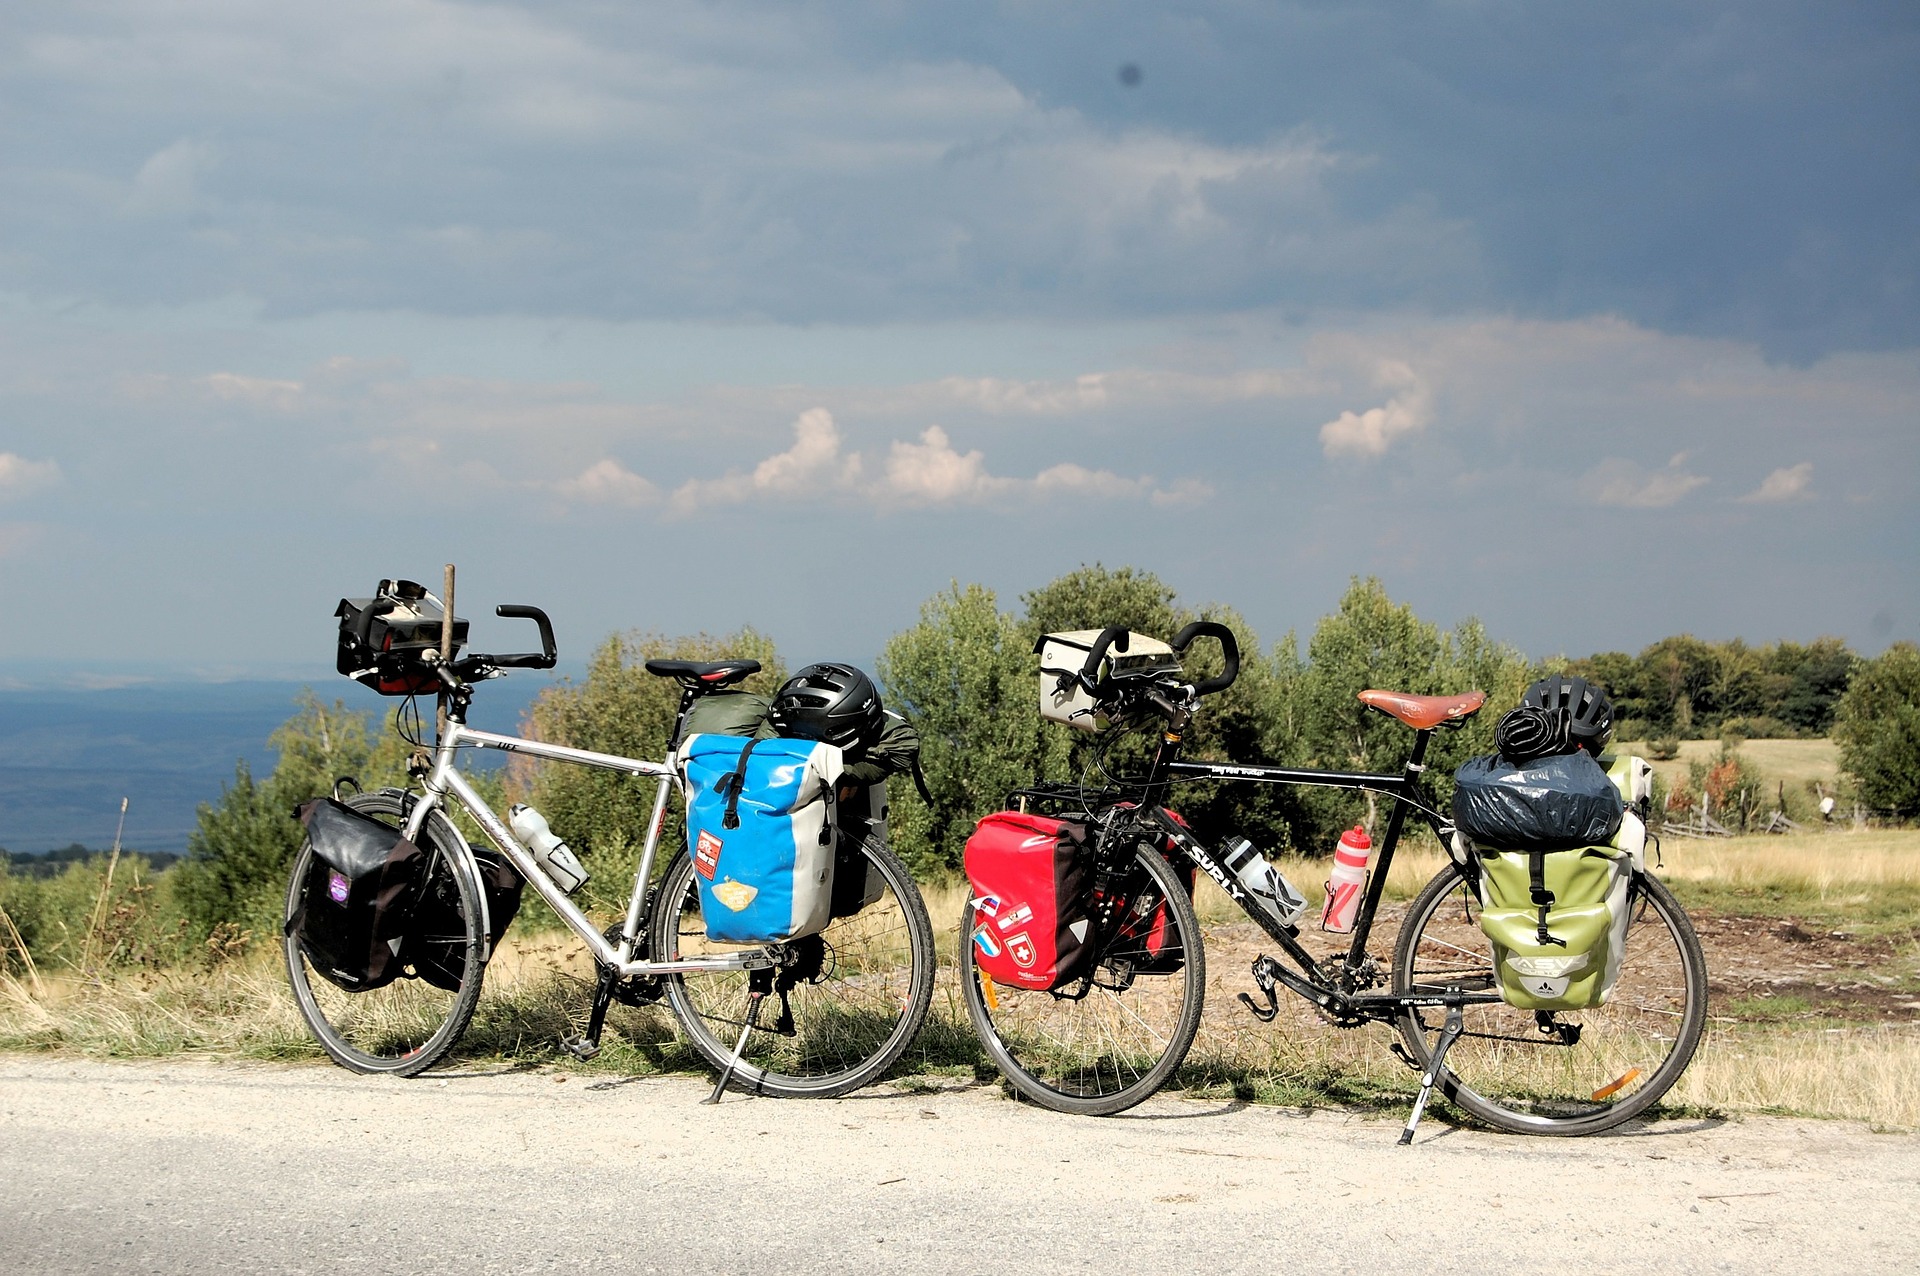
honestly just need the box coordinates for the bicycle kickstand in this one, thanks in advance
[563,968,618,1062]
[1399,1001,1464,1147]
[703,968,774,1105]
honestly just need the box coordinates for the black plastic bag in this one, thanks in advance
[1453,749,1624,851]
[287,798,428,992]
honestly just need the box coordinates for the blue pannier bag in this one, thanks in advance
[679,733,844,943]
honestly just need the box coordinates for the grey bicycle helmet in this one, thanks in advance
[1519,674,1614,754]
[771,662,885,751]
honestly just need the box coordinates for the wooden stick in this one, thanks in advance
[438,562,456,744]
[81,797,129,975]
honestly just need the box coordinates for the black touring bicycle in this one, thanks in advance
[960,623,1709,1138]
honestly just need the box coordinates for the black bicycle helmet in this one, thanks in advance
[1519,674,1614,754]
[771,662,885,751]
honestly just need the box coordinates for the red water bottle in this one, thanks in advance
[1321,825,1371,933]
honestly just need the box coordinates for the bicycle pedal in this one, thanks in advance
[1237,987,1280,1023]
[561,1034,601,1062]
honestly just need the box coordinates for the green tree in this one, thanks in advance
[1833,642,1920,815]
[1280,580,1535,849]
[878,583,1043,877]
[173,692,404,938]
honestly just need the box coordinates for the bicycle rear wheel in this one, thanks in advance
[651,834,936,1098]
[1392,861,1708,1135]
[284,790,487,1075]
[961,839,1205,1116]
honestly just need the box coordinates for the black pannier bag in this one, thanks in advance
[288,798,429,992]
[406,844,525,992]
[1453,749,1625,852]
[335,579,469,697]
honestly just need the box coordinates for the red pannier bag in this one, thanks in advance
[963,811,1092,990]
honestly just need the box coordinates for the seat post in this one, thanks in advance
[1342,727,1433,968]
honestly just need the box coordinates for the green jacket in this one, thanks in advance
[841,711,920,789]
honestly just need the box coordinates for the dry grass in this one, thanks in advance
[7,831,1919,1127]
[1619,737,1840,793]
[1657,827,1920,891]
[1676,1025,1920,1126]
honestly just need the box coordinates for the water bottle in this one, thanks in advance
[1321,825,1371,933]
[509,804,590,895]
[1220,835,1308,929]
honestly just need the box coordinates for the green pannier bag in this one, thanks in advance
[1468,753,1651,1012]
[1475,842,1634,1011]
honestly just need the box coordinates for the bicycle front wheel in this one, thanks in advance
[651,834,936,1098]
[1392,861,1708,1135]
[284,790,487,1076]
[962,839,1205,1116]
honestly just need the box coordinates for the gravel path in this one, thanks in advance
[2,1056,1914,1274]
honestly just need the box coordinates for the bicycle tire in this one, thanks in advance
[961,837,1205,1116]
[651,833,936,1098]
[284,790,487,1076]
[1391,860,1708,1135]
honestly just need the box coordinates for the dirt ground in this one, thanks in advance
[4,1056,1918,1275]
[1691,910,1920,1022]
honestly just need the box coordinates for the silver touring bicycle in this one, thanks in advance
[284,577,936,1098]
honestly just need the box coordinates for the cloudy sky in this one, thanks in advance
[1,0,1915,682]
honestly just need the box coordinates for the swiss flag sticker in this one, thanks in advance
[695,830,722,880]
[1006,931,1037,969]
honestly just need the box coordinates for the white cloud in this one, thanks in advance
[202,371,304,411]
[663,409,1202,515]
[1586,452,1711,508]
[669,408,864,514]
[552,458,658,508]
[125,138,218,216]
[1737,462,1814,503]
[880,426,1005,505]
[0,454,62,500]
[1318,360,1433,459]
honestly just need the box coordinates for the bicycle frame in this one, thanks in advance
[402,716,771,980]
[1135,719,1504,1022]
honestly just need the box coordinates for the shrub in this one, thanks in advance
[1833,643,1920,817]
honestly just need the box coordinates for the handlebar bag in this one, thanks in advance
[287,798,429,992]
[335,584,469,697]
[1035,630,1179,731]
[406,843,525,992]
[963,811,1093,990]
[680,734,843,944]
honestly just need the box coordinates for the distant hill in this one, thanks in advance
[2,844,183,877]
[0,678,552,854]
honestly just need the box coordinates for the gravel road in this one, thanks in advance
[2,1057,1914,1274]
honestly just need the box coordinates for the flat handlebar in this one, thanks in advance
[482,604,557,669]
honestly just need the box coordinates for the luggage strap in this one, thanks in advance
[909,754,934,806]
[1528,850,1567,948]
[716,738,763,830]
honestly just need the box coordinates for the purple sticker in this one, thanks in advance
[328,870,350,903]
